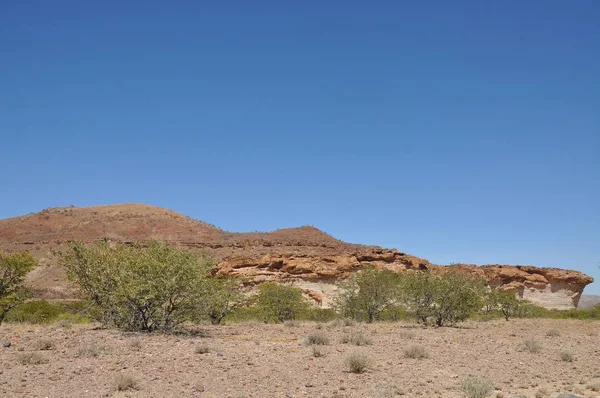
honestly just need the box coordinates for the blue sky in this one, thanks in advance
[1,1,599,293]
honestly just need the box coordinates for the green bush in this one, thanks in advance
[57,241,216,332]
[254,282,310,323]
[0,251,38,325]
[334,266,402,323]
[400,267,486,326]
[4,300,64,324]
[195,277,244,325]
[302,308,339,323]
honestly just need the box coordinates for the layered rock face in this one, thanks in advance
[0,204,593,309]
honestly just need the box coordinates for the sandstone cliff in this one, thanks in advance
[0,204,593,309]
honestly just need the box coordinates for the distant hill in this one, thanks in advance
[578,295,600,309]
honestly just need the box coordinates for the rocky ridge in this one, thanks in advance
[0,204,593,309]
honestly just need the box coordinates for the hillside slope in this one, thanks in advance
[0,204,593,309]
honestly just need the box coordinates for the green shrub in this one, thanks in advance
[195,277,244,325]
[54,312,91,324]
[223,306,263,323]
[302,308,339,323]
[4,300,65,324]
[546,329,560,337]
[400,267,486,326]
[0,251,38,325]
[57,241,216,332]
[254,282,310,323]
[334,266,402,323]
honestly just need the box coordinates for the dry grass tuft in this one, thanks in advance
[461,376,494,398]
[306,333,329,346]
[74,343,106,358]
[344,352,370,373]
[404,345,428,359]
[115,374,139,391]
[560,351,574,362]
[32,339,54,351]
[522,338,542,354]
[17,352,49,365]
[195,344,211,354]
[340,330,372,346]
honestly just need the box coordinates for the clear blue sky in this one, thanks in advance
[1,1,599,293]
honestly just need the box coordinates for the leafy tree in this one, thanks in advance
[400,268,486,326]
[254,282,309,323]
[57,241,215,332]
[495,289,524,321]
[0,251,38,325]
[334,266,402,323]
[198,277,245,325]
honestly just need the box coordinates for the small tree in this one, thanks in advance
[198,277,244,325]
[494,289,523,321]
[398,270,437,324]
[334,266,402,323]
[0,251,38,325]
[57,241,215,332]
[254,282,309,323]
[401,268,486,326]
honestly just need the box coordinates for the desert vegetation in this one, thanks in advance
[1,243,600,397]
[2,243,599,332]
[0,251,38,325]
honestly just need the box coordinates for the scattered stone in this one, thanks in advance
[555,394,581,398]
[3,342,11,348]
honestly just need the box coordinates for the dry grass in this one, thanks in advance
[306,333,330,346]
[2,319,600,397]
[195,344,211,354]
[74,343,106,358]
[522,338,542,354]
[115,375,139,391]
[311,345,326,357]
[344,352,370,373]
[403,345,428,359]
[546,329,560,337]
[461,376,494,398]
[32,339,54,351]
[560,351,574,362]
[340,329,372,346]
[17,352,49,365]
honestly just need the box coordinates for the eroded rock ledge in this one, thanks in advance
[0,204,593,309]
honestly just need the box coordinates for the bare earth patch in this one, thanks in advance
[1,319,599,397]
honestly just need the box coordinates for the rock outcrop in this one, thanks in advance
[0,204,593,309]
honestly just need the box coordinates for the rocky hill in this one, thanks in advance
[0,204,593,309]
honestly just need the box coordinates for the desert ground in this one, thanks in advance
[1,319,599,398]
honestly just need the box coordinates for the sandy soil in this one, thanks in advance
[1,319,599,398]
